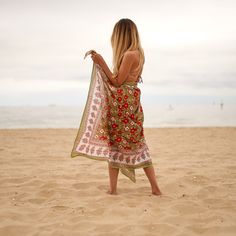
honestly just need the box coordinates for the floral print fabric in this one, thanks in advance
[71,63,153,182]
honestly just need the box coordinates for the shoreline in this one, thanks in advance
[0,126,235,130]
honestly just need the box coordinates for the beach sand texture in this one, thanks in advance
[0,128,236,236]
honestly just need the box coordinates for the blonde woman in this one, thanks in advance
[71,18,162,196]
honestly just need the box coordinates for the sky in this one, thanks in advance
[0,0,236,106]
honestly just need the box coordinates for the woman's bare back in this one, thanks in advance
[125,50,143,83]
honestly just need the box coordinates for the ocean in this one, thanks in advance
[0,103,235,129]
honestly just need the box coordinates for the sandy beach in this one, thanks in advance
[0,127,235,236]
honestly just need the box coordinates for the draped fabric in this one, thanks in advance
[71,63,153,182]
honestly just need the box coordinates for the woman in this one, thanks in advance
[71,18,162,196]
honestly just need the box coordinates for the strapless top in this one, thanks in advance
[124,75,143,86]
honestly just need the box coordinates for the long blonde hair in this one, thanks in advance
[110,18,145,77]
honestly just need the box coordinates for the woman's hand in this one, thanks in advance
[91,52,104,66]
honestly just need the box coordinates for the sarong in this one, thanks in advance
[71,62,153,182]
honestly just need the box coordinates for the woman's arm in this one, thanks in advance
[91,52,135,87]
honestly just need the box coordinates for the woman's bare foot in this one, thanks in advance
[106,189,118,195]
[143,166,162,196]
[152,187,162,196]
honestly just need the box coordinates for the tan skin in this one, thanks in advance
[91,50,162,196]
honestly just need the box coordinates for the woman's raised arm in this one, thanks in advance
[92,51,136,87]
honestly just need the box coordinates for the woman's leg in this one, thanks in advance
[143,165,162,195]
[107,162,119,194]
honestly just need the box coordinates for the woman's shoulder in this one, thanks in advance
[124,50,139,56]
[123,50,140,61]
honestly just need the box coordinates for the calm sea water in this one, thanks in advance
[0,104,235,129]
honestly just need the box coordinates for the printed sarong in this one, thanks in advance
[71,62,153,182]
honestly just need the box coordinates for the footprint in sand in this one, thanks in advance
[0,225,33,236]
[97,184,107,191]
[37,189,55,198]
[51,205,69,210]
[0,177,29,185]
[226,165,236,170]
[196,185,222,198]
[28,198,47,204]
[21,179,44,187]
[202,198,236,212]
[72,182,94,190]
[170,202,207,215]
[41,182,59,189]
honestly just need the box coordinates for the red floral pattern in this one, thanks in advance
[71,64,152,183]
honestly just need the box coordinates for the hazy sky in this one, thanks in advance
[0,0,236,106]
